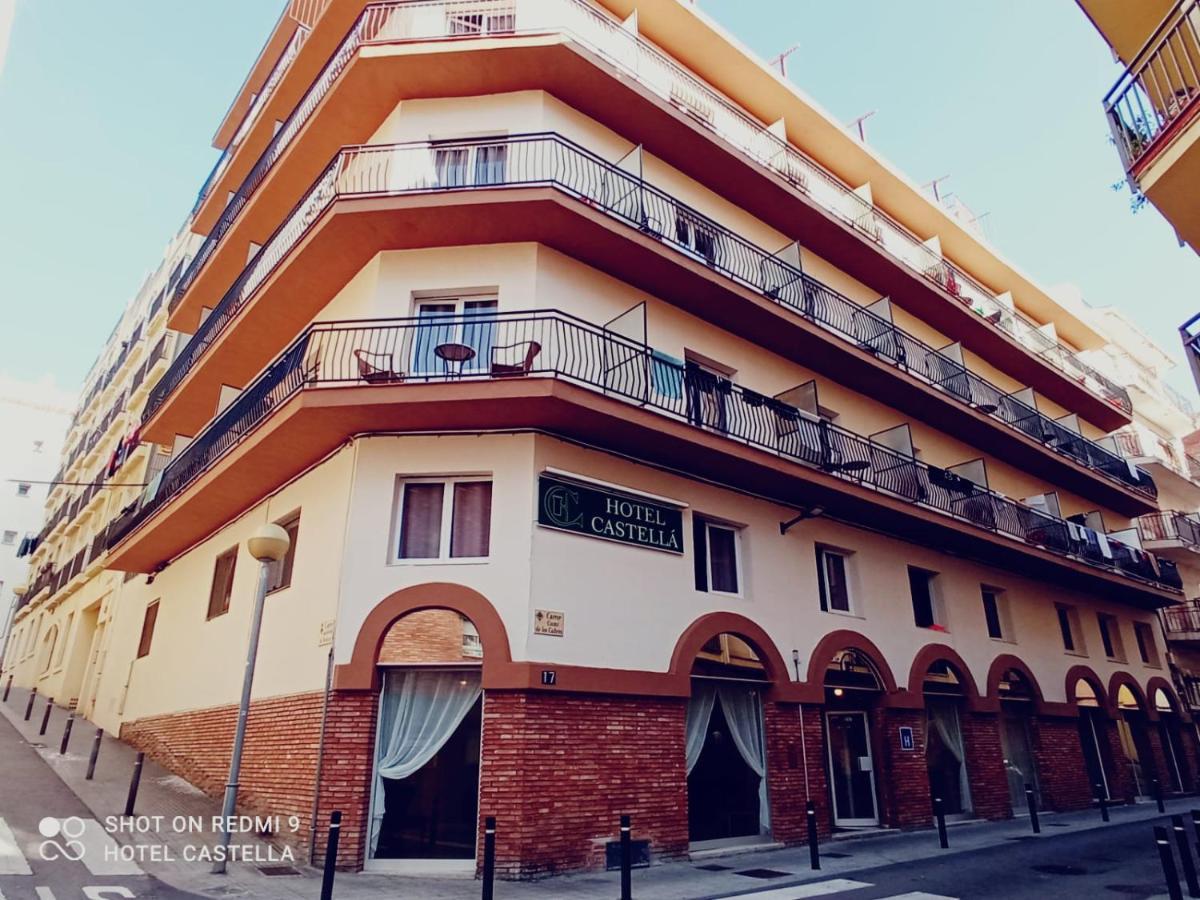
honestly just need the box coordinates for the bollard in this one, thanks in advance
[86,729,103,781]
[806,800,820,870]
[619,813,633,900]
[23,686,37,721]
[1158,825,1186,900]
[319,810,341,900]
[482,816,496,900]
[1098,784,1110,822]
[38,697,52,736]
[1192,810,1200,864]
[59,714,74,756]
[1157,778,1168,814]
[124,752,145,817]
[933,797,949,849]
[3,675,11,702]
[1174,816,1200,899]
[1025,784,1040,835]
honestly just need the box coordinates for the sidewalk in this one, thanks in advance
[0,683,1190,899]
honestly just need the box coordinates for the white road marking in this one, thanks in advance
[876,893,959,900]
[0,817,31,875]
[712,879,873,899]
[77,819,142,876]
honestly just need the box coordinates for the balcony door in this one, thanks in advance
[411,298,498,376]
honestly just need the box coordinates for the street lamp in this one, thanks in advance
[212,523,290,874]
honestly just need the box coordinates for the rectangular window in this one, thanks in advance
[693,516,741,595]
[908,567,937,628]
[411,298,498,375]
[1056,604,1077,652]
[267,512,301,593]
[1098,614,1125,661]
[1,531,14,546]
[207,548,238,620]
[137,601,159,658]
[981,588,1004,640]
[816,547,851,613]
[16,483,30,497]
[1134,622,1160,666]
[395,478,492,561]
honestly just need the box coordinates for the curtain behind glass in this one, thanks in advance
[370,669,482,855]
[451,482,492,558]
[717,685,769,833]
[398,483,444,559]
[708,527,739,593]
[927,701,971,813]
[685,683,716,774]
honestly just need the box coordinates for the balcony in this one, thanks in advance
[1164,601,1200,638]
[109,310,1181,603]
[145,135,1156,512]
[1115,427,1200,497]
[174,0,1131,420]
[1138,510,1200,552]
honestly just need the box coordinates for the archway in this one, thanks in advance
[824,648,887,828]
[1151,683,1189,792]
[994,665,1041,811]
[1070,671,1115,801]
[919,659,973,819]
[686,632,772,849]
[1113,681,1154,799]
[366,607,486,873]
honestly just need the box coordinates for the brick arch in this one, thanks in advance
[334,582,512,691]
[1065,664,1108,708]
[669,611,791,686]
[1108,670,1151,717]
[906,644,981,699]
[984,654,1046,704]
[1147,676,1182,715]
[803,630,898,694]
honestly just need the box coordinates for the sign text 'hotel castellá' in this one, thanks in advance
[537,474,684,553]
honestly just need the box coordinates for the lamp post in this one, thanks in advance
[212,523,290,875]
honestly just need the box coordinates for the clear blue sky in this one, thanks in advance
[0,0,1196,398]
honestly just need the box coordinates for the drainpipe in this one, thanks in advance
[792,649,811,798]
[308,647,335,866]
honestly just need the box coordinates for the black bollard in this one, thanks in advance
[1025,785,1040,834]
[1157,778,1168,814]
[86,729,104,781]
[319,810,341,900]
[23,686,37,721]
[1174,816,1200,899]
[806,800,820,870]
[3,675,11,702]
[1192,809,1200,864]
[1098,784,1110,822]
[1158,825,1186,900]
[619,814,633,900]
[59,713,74,756]
[124,752,145,817]
[38,698,52,736]
[482,816,496,900]
[933,797,949,849]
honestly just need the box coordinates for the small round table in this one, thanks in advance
[434,342,477,378]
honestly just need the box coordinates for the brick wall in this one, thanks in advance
[764,701,831,841]
[873,707,931,828]
[961,712,1012,821]
[1104,719,1136,803]
[312,690,377,869]
[1030,715,1093,811]
[377,610,476,664]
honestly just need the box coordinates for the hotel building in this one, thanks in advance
[4,0,1198,878]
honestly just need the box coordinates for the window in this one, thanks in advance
[981,588,1004,640]
[267,512,301,593]
[207,547,238,620]
[1056,604,1082,653]
[816,547,851,613]
[395,478,492,561]
[1098,614,1125,661]
[432,143,508,187]
[411,298,498,375]
[462,617,483,658]
[33,440,43,453]
[16,483,30,497]
[908,567,938,628]
[1,531,15,546]
[137,601,159,659]
[693,516,741,595]
[1134,622,1160,666]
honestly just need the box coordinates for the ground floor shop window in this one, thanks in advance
[922,662,972,818]
[997,669,1040,811]
[1074,679,1113,800]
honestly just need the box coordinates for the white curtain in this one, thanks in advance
[927,702,971,814]
[370,669,482,854]
[685,684,716,774]
[717,686,770,833]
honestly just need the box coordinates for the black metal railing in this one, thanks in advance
[1165,602,1200,634]
[1138,510,1200,548]
[113,310,1181,592]
[146,134,1155,499]
[171,0,1131,414]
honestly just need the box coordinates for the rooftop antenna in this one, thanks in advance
[847,110,877,142]
[769,44,800,78]
[923,174,951,203]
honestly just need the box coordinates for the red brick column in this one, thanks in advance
[1146,726,1173,794]
[312,690,378,869]
[961,712,1011,821]
[873,707,930,828]
[1179,722,1200,791]
[765,701,831,841]
[1029,715,1092,811]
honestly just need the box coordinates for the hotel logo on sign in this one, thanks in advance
[537,475,684,553]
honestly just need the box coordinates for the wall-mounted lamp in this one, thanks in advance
[780,506,826,535]
[791,648,801,682]
[833,687,845,698]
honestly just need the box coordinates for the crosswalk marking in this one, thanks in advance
[711,880,873,899]
[0,817,31,875]
[77,818,143,876]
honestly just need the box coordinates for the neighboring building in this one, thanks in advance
[5,0,1199,879]
[1078,0,1200,252]
[0,377,72,666]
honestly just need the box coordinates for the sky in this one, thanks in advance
[0,0,1196,401]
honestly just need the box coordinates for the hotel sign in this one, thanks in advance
[537,475,684,554]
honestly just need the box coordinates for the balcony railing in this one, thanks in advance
[113,309,1180,592]
[148,135,1155,499]
[1115,427,1200,485]
[172,0,1130,413]
[1138,510,1200,548]
[1164,601,1200,635]
[1105,0,1200,173]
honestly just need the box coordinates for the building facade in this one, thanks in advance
[4,0,1198,879]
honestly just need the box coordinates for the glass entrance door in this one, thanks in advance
[826,711,879,826]
[1078,709,1110,800]
[1000,705,1039,811]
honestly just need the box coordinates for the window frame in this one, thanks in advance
[16,483,30,497]
[692,514,744,597]
[137,600,160,659]
[411,295,499,377]
[206,546,238,620]
[1134,621,1161,667]
[1097,613,1126,662]
[1056,603,1086,655]
[0,531,15,546]
[816,545,853,614]
[908,566,941,629]
[392,476,493,564]
[266,511,301,595]
[980,586,1009,641]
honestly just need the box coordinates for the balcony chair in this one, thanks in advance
[353,349,406,385]
[490,340,542,376]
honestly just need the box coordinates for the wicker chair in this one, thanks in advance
[490,341,541,376]
[353,349,405,384]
